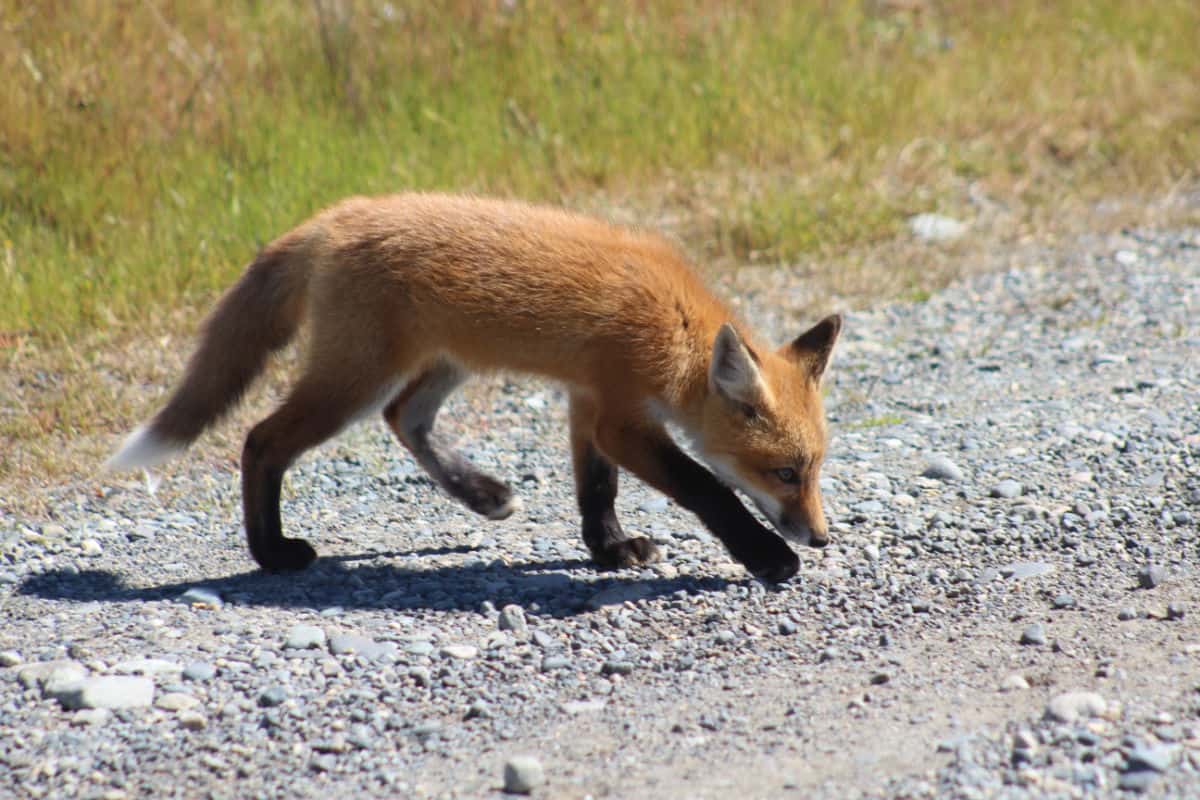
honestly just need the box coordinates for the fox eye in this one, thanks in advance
[773,467,799,484]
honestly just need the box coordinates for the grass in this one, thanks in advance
[1,0,1199,497]
[2,0,1198,336]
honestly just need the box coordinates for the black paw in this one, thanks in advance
[742,538,800,583]
[591,536,662,569]
[461,474,520,520]
[253,537,318,572]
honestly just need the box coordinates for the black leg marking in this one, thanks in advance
[576,442,660,568]
[384,361,517,520]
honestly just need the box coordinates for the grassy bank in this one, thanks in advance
[2,0,1198,336]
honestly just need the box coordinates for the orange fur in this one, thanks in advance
[111,193,841,577]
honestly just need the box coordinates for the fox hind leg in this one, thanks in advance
[384,359,518,520]
[569,393,661,568]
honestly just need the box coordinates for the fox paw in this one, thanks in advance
[592,536,662,569]
[460,474,520,520]
[254,537,318,572]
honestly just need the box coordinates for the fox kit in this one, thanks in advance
[109,194,841,582]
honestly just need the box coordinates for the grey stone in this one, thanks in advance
[329,634,396,661]
[1166,602,1185,620]
[540,656,571,672]
[258,686,288,708]
[18,660,87,691]
[284,624,326,650]
[601,660,635,676]
[1118,606,1138,621]
[112,657,183,678]
[0,650,21,667]
[1118,771,1159,793]
[179,587,224,608]
[990,480,1023,499]
[503,755,545,794]
[1126,743,1176,773]
[440,644,478,660]
[498,605,528,634]
[1020,623,1046,646]
[1138,564,1167,589]
[182,661,217,682]
[1052,593,1076,609]
[52,676,154,710]
[921,456,964,482]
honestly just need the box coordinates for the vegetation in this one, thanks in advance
[2,0,1197,335]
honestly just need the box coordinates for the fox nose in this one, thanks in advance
[808,529,829,548]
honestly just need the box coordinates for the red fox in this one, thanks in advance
[109,194,841,582]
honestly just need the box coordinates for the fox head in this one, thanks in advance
[699,314,842,548]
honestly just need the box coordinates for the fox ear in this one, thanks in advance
[709,323,766,408]
[785,314,842,382]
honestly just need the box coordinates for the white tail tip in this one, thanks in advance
[106,425,186,471]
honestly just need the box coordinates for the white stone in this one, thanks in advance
[52,676,154,709]
[1045,691,1108,723]
[909,213,967,242]
[503,755,545,794]
[284,624,327,650]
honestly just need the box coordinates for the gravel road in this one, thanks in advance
[3,225,1199,799]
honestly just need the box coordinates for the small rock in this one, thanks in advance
[155,692,200,711]
[562,699,605,715]
[409,667,432,687]
[1020,623,1046,646]
[71,708,110,727]
[777,620,798,636]
[1138,564,1167,589]
[1118,770,1159,793]
[990,480,1024,499]
[18,660,86,691]
[715,630,737,645]
[440,644,478,660]
[1126,743,1176,773]
[53,676,154,710]
[909,213,967,242]
[178,710,207,730]
[1166,602,1185,620]
[503,755,545,794]
[498,605,528,635]
[601,660,635,676]
[1045,691,1108,723]
[921,456,964,482]
[285,624,326,650]
[182,661,217,682]
[540,656,571,673]
[179,587,223,608]
[329,634,395,661]
[258,686,288,708]
[1052,593,1076,609]
[80,539,103,557]
[1001,673,1030,692]
[0,650,22,668]
[1118,607,1138,621]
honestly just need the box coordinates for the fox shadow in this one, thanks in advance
[15,547,741,619]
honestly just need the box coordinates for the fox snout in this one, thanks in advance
[777,511,830,548]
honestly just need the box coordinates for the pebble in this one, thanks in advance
[178,710,208,731]
[1126,743,1176,772]
[498,605,528,634]
[1000,674,1030,692]
[1138,564,1167,589]
[1118,607,1138,621]
[921,456,964,482]
[1044,691,1108,723]
[1118,770,1159,793]
[112,657,183,678]
[990,480,1024,499]
[1166,602,1185,620]
[179,587,224,608]
[0,650,21,667]
[1019,623,1046,646]
[503,755,546,794]
[1002,561,1055,580]
[258,687,288,708]
[285,624,327,650]
[18,660,87,691]
[601,660,635,676]
[182,661,217,682]
[1052,593,1076,609]
[440,644,479,660]
[52,676,154,710]
[155,692,200,711]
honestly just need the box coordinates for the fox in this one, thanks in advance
[108,193,842,582]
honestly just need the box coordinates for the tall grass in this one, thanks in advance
[2,0,1198,335]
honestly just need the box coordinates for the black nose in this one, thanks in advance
[809,531,829,548]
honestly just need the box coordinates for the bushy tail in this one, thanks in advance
[108,232,315,470]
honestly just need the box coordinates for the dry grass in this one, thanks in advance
[2,0,1199,503]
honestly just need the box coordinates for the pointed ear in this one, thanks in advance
[784,313,842,382]
[709,323,766,407]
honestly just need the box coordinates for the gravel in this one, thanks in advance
[3,224,1200,798]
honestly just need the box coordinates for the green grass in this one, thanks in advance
[2,0,1198,335]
